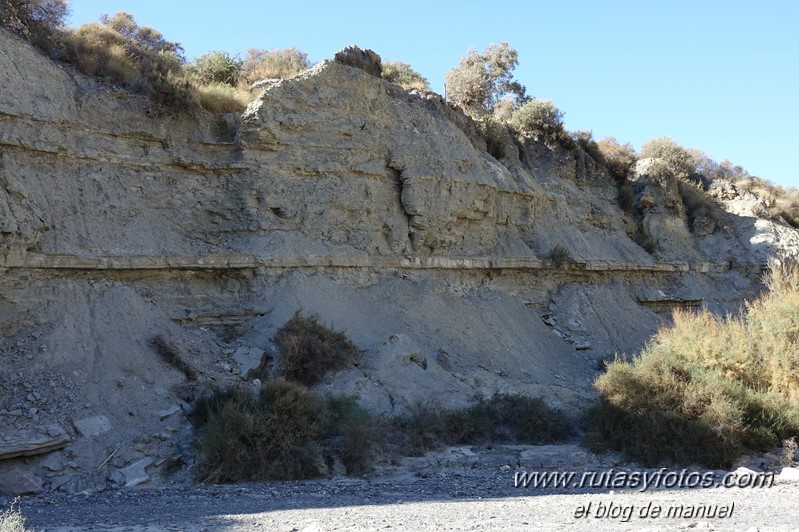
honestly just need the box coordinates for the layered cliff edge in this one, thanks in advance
[1,28,797,493]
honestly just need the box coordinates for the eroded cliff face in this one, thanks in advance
[1,30,796,493]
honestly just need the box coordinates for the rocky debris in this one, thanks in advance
[333,45,382,77]
[119,457,155,488]
[0,426,70,460]
[0,466,43,496]
[250,78,281,91]
[692,215,716,236]
[72,415,112,438]
[156,404,181,421]
[234,345,270,379]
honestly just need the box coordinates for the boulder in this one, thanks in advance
[0,466,44,496]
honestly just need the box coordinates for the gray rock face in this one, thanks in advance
[692,215,716,236]
[1,27,798,488]
[0,466,44,496]
[120,457,154,487]
[73,416,112,438]
[333,45,383,77]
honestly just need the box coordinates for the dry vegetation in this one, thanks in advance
[274,311,360,387]
[585,260,799,467]
[0,500,26,532]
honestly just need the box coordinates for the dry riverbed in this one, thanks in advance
[7,444,798,531]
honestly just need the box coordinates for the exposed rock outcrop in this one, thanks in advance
[1,27,797,491]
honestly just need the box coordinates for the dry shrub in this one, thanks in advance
[677,181,722,224]
[274,311,360,386]
[60,12,196,112]
[392,394,573,456]
[596,137,637,184]
[547,245,572,267]
[196,82,252,114]
[192,382,376,482]
[0,498,26,532]
[0,0,67,53]
[585,260,799,467]
[62,23,140,84]
[242,47,310,85]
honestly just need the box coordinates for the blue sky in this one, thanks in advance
[68,1,798,188]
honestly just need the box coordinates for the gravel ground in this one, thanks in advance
[7,445,799,531]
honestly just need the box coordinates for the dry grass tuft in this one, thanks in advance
[0,499,26,532]
[196,82,253,114]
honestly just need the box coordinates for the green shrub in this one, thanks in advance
[0,498,26,532]
[193,381,325,482]
[444,42,526,117]
[187,50,242,86]
[617,183,634,211]
[392,394,573,456]
[585,261,799,467]
[322,395,377,475]
[274,311,360,386]
[192,382,377,482]
[242,47,310,85]
[183,51,236,87]
[509,99,569,147]
[0,0,68,53]
[381,60,429,90]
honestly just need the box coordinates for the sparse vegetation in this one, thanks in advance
[642,236,658,254]
[444,42,526,117]
[393,394,574,456]
[0,499,26,532]
[0,0,68,53]
[596,137,637,184]
[187,50,242,86]
[639,137,694,181]
[677,180,722,225]
[381,60,429,90]
[61,12,196,111]
[547,244,572,267]
[195,82,251,114]
[617,183,634,211]
[242,47,311,85]
[274,311,360,386]
[585,260,799,468]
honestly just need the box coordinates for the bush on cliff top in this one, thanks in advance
[0,0,68,53]
[585,260,799,468]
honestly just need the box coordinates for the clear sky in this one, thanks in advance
[67,0,798,188]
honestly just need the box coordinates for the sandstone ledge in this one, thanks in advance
[0,251,746,274]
